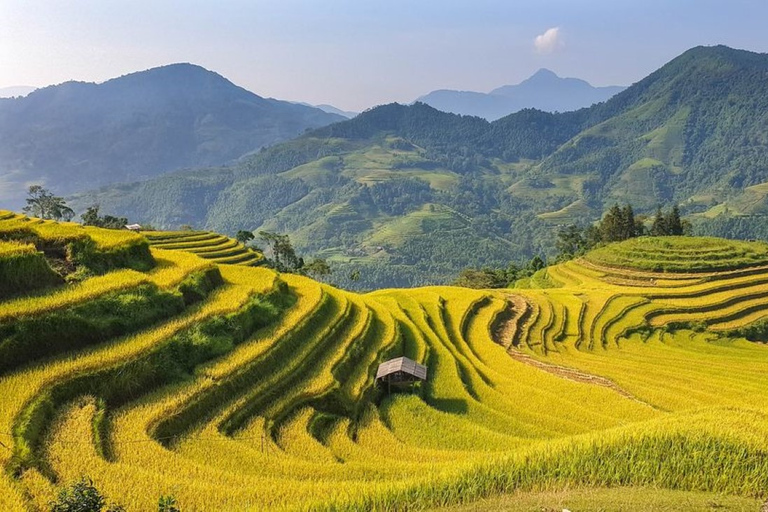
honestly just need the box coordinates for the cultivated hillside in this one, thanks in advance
[2,215,768,510]
[0,64,344,207]
[417,68,625,120]
[71,45,768,288]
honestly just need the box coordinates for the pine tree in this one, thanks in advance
[600,204,623,242]
[667,205,683,235]
[621,204,636,240]
[650,206,667,236]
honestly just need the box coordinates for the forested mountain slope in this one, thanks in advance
[0,64,343,207]
[71,46,768,288]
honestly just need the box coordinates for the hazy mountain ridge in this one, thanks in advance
[68,46,768,288]
[0,86,36,98]
[0,63,344,207]
[417,68,626,120]
[293,102,358,118]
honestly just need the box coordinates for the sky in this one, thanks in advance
[1,0,768,111]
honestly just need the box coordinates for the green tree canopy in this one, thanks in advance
[23,185,75,221]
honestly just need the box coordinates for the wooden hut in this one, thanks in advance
[376,356,427,390]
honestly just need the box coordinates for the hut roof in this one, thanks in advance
[376,356,427,381]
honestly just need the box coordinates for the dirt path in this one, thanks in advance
[493,296,657,409]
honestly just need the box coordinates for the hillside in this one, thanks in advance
[417,68,625,120]
[70,45,768,289]
[2,215,768,510]
[0,64,344,208]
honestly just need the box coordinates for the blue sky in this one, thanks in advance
[1,0,767,110]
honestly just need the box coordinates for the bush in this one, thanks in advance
[49,477,124,512]
[0,268,222,374]
[158,495,180,512]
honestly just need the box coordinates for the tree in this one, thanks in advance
[236,230,255,245]
[23,185,74,221]
[258,231,302,273]
[49,477,124,512]
[666,205,684,235]
[556,224,587,260]
[302,258,332,278]
[81,205,128,230]
[650,206,667,236]
[453,268,508,289]
[527,255,545,273]
[349,269,361,282]
[599,204,624,242]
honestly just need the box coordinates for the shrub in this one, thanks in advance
[49,477,124,512]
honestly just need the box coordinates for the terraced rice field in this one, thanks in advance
[2,220,768,511]
[145,230,263,266]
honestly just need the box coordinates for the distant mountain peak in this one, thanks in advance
[528,68,559,80]
[416,69,626,120]
[0,64,345,206]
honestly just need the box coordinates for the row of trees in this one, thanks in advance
[238,230,333,279]
[452,256,545,289]
[22,186,134,230]
[453,203,693,289]
[556,204,691,261]
[81,205,129,229]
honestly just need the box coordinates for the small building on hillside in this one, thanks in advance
[125,224,142,232]
[376,356,427,390]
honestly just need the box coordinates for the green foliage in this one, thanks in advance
[0,268,221,374]
[724,318,768,342]
[12,280,291,476]
[452,257,546,289]
[258,231,303,273]
[158,495,180,512]
[49,477,124,512]
[67,237,154,275]
[235,230,255,245]
[23,185,74,221]
[303,257,332,278]
[81,206,128,230]
[453,268,510,289]
[650,205,689,236]
[599,204,643,242]
[73,46,768,288]
[2,65,343,207]
[0,248,63,299]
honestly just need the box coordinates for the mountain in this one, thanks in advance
[292,101,357,118]
[0,64,344,207]
[314,104,358,118]
[417,68,625,120]
[0,86,36,98]
[70,46,768,289]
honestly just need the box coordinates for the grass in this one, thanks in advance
[433,486,761,511]
[146,230,263,266]
[5,227,768,510]
[584,236,768,272]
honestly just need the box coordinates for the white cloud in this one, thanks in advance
[534,27,563,54]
